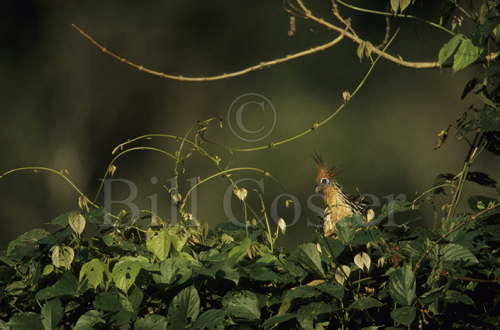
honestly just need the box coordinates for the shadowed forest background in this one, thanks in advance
[1,1,498,248]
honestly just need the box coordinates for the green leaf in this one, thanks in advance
[146,229,171,261]
[95,292,123,312]
[41,299,63,330]
[36,272,78,301]
[322,237,345,258]
[153,257,193,285]
[227,237,251,265]
[7,312,43,330]
[50,245,74,270]
[128,287,144,313]
[246,265,280,282]
[453,38,481,71]
[315,283,344,300]
[134,314,168,330]
[191,309,227,330]
[222,290,260,321]
[42,264,54,277]
[110,310,135,326]
[215,264,240,284]
[48,212,72,227]
[167,286,200,329]
[336,215,365,244]
[389,264,416,306]
[379,200,412,218]
[391,306,416,327]
[7,229,50,260]
[278,286,322,315]
[297,302,337,329]
[170,228,188,252]
[73,310,105,330]
[97,291,136,325]
[438,34,463,64]
[444,290,474,305]
[112,256,149,293]
[348,296,383,310]
[5,280,26,296]
[441,243,479,264]
[262,313,296,328]
[79,258,106,289]
[293,243,325,277]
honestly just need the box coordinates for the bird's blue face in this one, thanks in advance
[315,177,331,193]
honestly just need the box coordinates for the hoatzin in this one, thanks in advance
[313,153,369,236]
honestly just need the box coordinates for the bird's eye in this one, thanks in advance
[320,178,329,185]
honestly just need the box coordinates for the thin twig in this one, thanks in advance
[229,29,399,152]
[331,0,357,37]
[377,15,391,49]
[72,24,343,82]
[444,274,500,284]
[336,0,455,35]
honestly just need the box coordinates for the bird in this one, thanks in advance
[313,153,367,236]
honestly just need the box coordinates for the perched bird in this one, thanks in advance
[313,153,366,236]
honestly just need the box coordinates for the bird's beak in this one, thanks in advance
[314,185,322,194]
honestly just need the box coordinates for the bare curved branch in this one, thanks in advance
[72,24,343,82]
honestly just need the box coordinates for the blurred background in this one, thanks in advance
[1,1,498,249]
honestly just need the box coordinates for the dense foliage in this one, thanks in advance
[1,0,500,329]
[0,199,498,329]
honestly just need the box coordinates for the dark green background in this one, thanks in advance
[1,1,497,248]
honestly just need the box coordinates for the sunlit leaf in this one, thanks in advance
[79,258,106,289]
[112,256,149,293]
[335,265,351,285]
[354,252,371,272]
[50,245,74,270]
[390,0,400,13]
[438,34,463,64]
[399,0,412,12]
[227,237,251,265]
[146,229,171,261]
[68,212,86,236]
[453,38,481,71]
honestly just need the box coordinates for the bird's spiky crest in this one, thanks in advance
[312,152,335,184]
